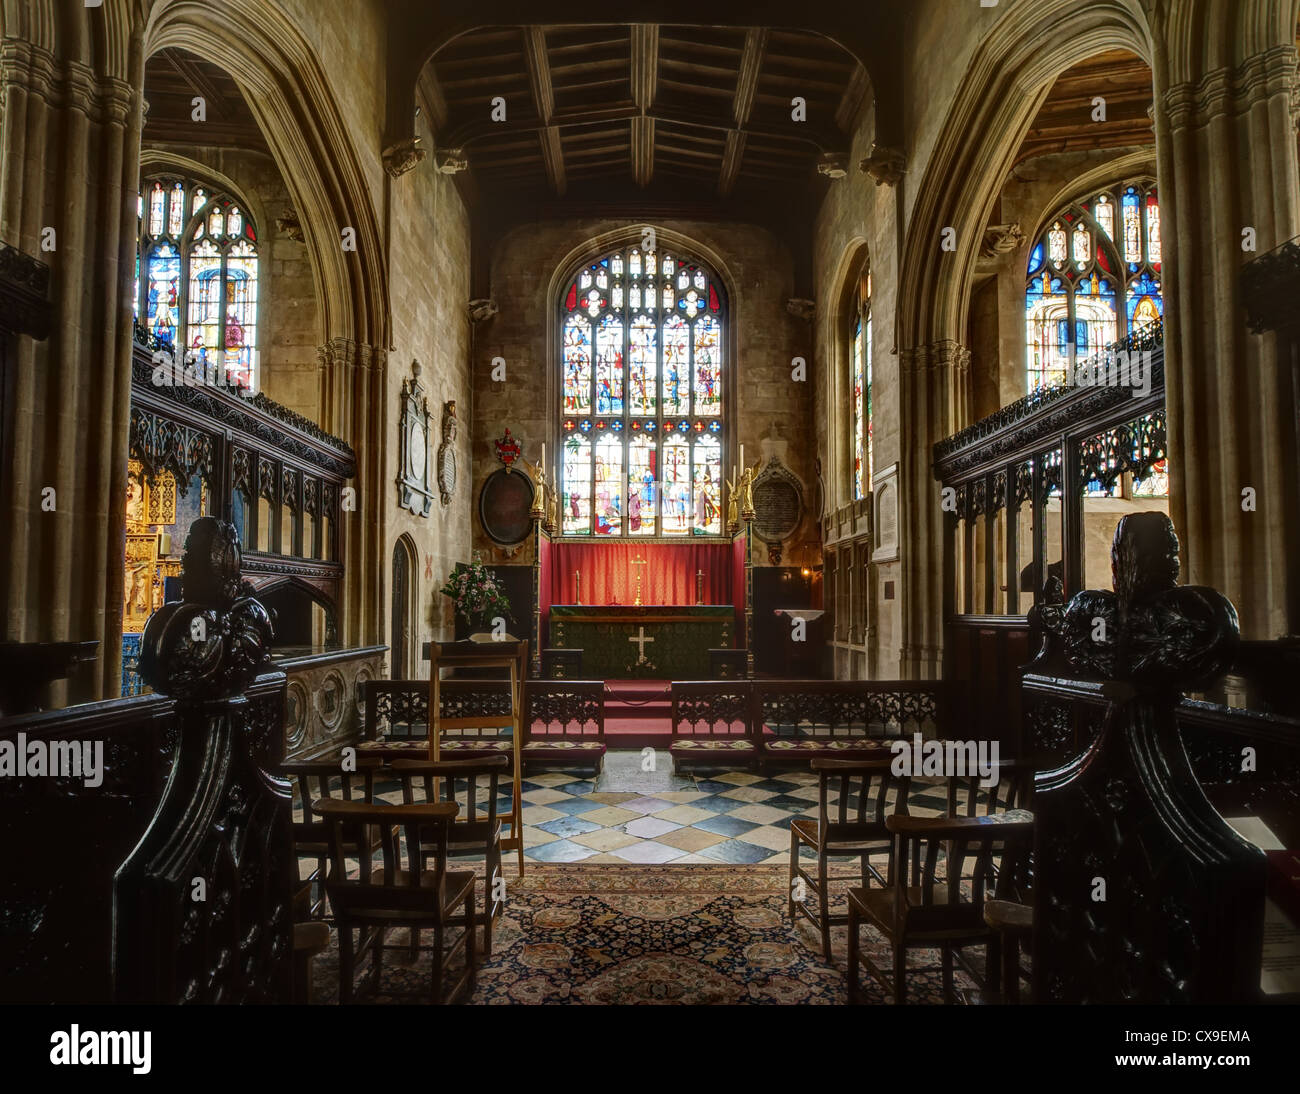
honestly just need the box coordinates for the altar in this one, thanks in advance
[549,604,734,678]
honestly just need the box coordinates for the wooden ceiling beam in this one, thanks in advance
[523,26,566,195]
[631,24,659,187]
[164,49,236,122]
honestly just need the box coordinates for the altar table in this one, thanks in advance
[548,605,734,678]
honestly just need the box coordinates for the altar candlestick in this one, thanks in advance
[541,441,546,470]
[575,569,581,606]
[696,568,704,606]
[739,444,744,470]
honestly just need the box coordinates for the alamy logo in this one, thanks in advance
[0,733,104,788]
[890,732,999,787]
[49,1026,150,1074]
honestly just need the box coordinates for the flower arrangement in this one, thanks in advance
[440,557,512,628]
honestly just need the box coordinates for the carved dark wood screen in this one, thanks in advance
[113,518,293,1004]
[1028,513,1267,1003]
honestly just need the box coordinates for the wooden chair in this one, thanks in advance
[315,798,476,1004]
[391,756,509,956]
[428,639,528,875]
[846,810,1034,1004]
[981,899,1034,1004]
[281,757,385,918]
[788,755,907,961]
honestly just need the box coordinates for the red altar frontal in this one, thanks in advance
[536,536,749,677]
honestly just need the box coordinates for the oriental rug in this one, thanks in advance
[310,863,977,1005]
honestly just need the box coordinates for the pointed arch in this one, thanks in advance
[142,1,388,350]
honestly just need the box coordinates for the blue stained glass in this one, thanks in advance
[579,419,592,432]
[645,421,656,431]
[708,420,721,432]
[678,420,690,432]
[1027,243,1044,274]
[612,420,624,431]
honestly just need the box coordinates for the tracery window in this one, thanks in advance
[851,270,872,501]
[1025,179,1161,391]
[559,247,726,536]
[135,174,259,389]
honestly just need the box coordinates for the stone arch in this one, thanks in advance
[891,0,1156,678]
[142,1,388,350]
[897,1,1155,353]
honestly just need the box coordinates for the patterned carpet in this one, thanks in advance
[310,863,979,1005]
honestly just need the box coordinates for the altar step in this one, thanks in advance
[601,679,672,746]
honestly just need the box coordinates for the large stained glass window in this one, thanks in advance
[136,174,260,390]
[560,246,726,536]
[1025,179,1161,391]
[851,271,872,501]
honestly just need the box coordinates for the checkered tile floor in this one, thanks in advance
[293,751,970,866]
[508,753,953,863]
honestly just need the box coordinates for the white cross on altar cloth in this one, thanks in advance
[628,625,655,659]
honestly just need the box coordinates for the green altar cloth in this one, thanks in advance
[548,605,734,678]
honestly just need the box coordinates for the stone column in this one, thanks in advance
[1155,36,1300,638]
[318,336,386,648]
[897,339,970,679]
[0,38,143,703]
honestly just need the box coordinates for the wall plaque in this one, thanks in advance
[396,361,434,517]
[479,467,535,545]
[752,456,804,545]
[436,400,457,506]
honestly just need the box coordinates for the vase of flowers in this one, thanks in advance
[440,556,512,637]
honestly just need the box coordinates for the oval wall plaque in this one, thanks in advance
[479,468,535,545]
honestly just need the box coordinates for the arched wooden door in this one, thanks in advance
[391,538,415,678]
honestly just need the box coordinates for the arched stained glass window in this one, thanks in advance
[851,270,872,501]
[1025,179,1161,391]
[560,246,727,536]
[135,174,259,389]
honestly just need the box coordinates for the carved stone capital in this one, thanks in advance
[786,298,816,321]
[468,298,498,323]
[816,152,847,179]
[275,209,304,242]
[859,141,905,186]
[435,148,469,174]
[980,222,1026,259]
[383,137,426,177]
[899,340,970,374]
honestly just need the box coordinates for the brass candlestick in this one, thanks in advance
[630,555,648,606]
[575,569,582,605]
[696,568,704,605]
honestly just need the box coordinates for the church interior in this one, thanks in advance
[2,0,1299,1019]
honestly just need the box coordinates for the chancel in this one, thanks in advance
[2,0,1299,1033]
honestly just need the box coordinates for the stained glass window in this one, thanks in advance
[558,246,727,536]
[136,174,260,390]
[1025,179,1161,390]
[851,270,872,501]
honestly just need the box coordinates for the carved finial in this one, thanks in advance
[859,141,905,186]
[435,148,469,174]
[1059,512,1239,690]
[816,152,847,179]
[468,298,498,323]
[383,137,426,177]
[786,298,816,321]
[137,518,273,701]
[980,222,1026,259]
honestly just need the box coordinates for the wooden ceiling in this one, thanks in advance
[424,24,867,207]
[1017,49,1153,164]
[142,48,270,155]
